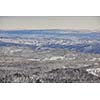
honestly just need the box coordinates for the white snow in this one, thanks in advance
[10,49,22,53]
[90,58,97,61]
[49,56,64,60]
[86,68,100,77]
[28,59,40,61]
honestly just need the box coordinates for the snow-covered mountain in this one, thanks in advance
[0,30,100,54]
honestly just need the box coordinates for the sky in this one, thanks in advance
[0,16,100,30]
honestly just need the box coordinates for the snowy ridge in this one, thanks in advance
[0,30,100,54]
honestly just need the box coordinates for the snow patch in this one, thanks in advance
[86,68,100,77]
[49,56,65,61]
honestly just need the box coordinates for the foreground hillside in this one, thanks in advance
[0,46,100,83]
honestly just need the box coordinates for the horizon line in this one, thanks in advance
[0,28,100,32]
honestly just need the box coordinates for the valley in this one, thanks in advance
[0,30,100,82]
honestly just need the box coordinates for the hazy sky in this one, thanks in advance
[0,16,100,30]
